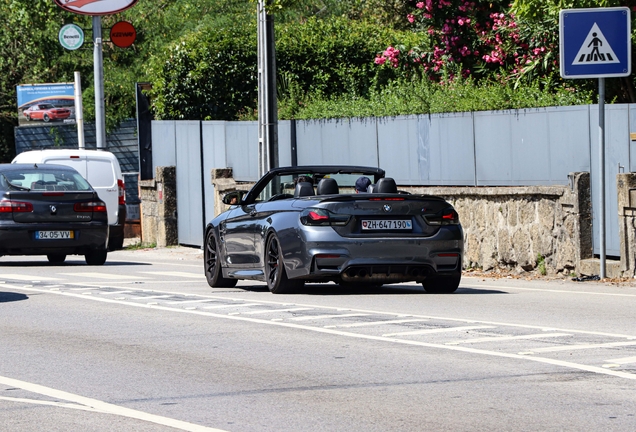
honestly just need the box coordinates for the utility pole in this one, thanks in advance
[257,0,278,176]
[93,16,106,149]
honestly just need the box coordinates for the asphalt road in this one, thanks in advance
[1,247,635,431]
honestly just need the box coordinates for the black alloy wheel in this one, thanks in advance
[421,271,461,294]
[85,249,107,265]
[204,230,237,288]
[43,114,50,122]
[265,234,303,294]
[47,254,66,264]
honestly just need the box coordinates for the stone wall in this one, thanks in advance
[617,173,636,277]
[139,166,178,247]
[407,172,592,275]
[141,167,593,275]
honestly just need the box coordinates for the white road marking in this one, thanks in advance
[100,291,133,295]
[165,299,220,305]
[0,375,227,432]
[0,396,102,412]
[383,325,495,337]
[446,332,572,345]
[325,318,429,329]
[0,274,60,281]
[10,285,636,381]
[522,341,636,354]
[140,271,205,279]
[290,313,370,321]
[604,356,636,365]
[202,303,262,310]
[242,307,314,315]
[468,280,636,298]
[128,295,174,300]
[60,272,150,280]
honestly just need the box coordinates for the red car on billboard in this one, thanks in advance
[23,104,71,122]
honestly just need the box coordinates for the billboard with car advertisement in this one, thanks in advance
[16,83,76,127]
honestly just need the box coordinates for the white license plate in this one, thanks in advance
[35,231,74,240]
[361,220,412,230]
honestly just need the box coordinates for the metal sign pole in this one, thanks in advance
[598,77,606,278]
[74,71,85,149]
[93,16,106,149]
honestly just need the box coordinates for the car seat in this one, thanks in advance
[375,177,398,193]
[316,178,339,195]
[294,181,315,197]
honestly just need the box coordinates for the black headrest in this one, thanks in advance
[375,177,397,193]
[294,182,315,197]
[316,178,339,195]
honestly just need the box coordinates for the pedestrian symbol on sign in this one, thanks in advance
[572,23,619,65]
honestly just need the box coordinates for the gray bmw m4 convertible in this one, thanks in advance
[204,166,463,294]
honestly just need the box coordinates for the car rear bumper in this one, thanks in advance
[0,222,108,255]
[284,225,464,282]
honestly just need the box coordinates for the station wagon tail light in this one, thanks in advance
[0,199,33,213]
[74,201,107,212]
[300,208,351,226]
[118,179,126,205]
[424,207,459,225]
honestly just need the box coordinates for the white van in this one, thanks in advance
[12,149,126,250]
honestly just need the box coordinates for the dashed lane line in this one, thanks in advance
[139,271,206,279]
[470,281,636,298]
[521,340,636,354]
[382,325,495,337]
[0,375,227,432]
[445,332,572,345]
[290,313,370,321]
[59,272,151,280]
[11,284,636,381]
[0,274,61,281]
[324,318,429,329]
[604,356,636,365]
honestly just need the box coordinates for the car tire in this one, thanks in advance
[421,271,461,294]
[47,254,66,264]
[85,249,107,266]
[265,233,304,294]
[25,114,31,121]
[43,114,50,122]
[204,230,237,288]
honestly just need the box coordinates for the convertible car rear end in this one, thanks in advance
[204,166,463,294]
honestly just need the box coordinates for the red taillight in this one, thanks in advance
[118,179,125,205]
[74,201,107,212]
[301,208,350,226]
[0,200,33,213]
[308,210,328,222]
[425,208,459,225]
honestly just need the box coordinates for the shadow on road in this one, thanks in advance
[0,292,28,303]
[236,283,506,295]
[0,260,151,267]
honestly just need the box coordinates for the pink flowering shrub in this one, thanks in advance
[374,0,557,84]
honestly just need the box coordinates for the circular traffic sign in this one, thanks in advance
[59,24,84,50]
[110,21,136,48]
[54,0,139,16]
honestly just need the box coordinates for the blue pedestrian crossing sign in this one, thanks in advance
[559,7,631,79]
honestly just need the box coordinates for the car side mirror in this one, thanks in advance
[222,191,244,205]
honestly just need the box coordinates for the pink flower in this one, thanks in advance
[416,1,425,8]
[374,56,386,65]
[407,14,415,23]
